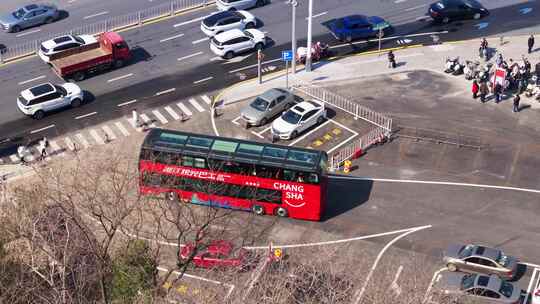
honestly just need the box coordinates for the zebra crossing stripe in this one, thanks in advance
[164,106,180,120]
[177,102,192,116]
[189,98,205,112]
[89,129,105,145]
[152,110,168,124]
[140,113,156,128]
[49,140,65,157]
[200,95,212,105]
[64,137,76,151]
[76,133,90,149]
[126,116,137,129]
[115,122,130,136]
[102,125,117,140]
[9,154,19,162]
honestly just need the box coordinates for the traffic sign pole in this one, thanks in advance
[285,60,289,88]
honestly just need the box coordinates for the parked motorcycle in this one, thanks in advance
[464,60,480,80]
[444,57,458,73]
[525,75,540,100]
[476,63,492,82]
[452,58,464,75]
[297,42,331,64]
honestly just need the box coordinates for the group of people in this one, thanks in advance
[17,137,49,165]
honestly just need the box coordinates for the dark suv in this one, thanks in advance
[428,0,489,23]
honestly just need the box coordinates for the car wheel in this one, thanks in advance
[224,51,234,59]
[73,72,85,81]
[442,17,450,24]
[33,110,45,120]
[345,36,352,43]
[446,263,457,272]
[259,117,267,126]
[245,22,255,29]
[71,98,82,108]
[114,59,124,68]
[275,207,288,218]
[45,17,54,24]
[252,205,265,216]
[11,25,21,33]
[291,130,298,139]
[317,115,325,124]
[254,42,264,50]
[473,13,481,20]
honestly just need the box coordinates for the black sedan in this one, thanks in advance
[428,0,489,23]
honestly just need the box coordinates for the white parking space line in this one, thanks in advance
[327,120,359,154]
[256,126,271,136]
[140,113,156,128]
[251,131,264,139]
[18,75,46,85]
[200,95,212,105]
[101,125,117,140]
[9,155,19,162]
[75,133,90,149]
[164,106,180,120]
[159,33,184,43]
[173,15,208,27]
[117,99,137,107]
[288,119,332,146]
[15,29,41,37]
[178,51,204,61]
[89,129,105,145]
[192,37,209,44]
[307,11,327,19]
[83,11,109,19]
[405,4,427,11]
[152,110,168,124]
[30,124,55,134]
[193,76,213,84]
[228,58,281,74]
[156,266,235,299]
[107,73,134,83]
[232,116,242,125]
[64,137,76,151]
[395,0,407,3]
[75,111,97,120]
[176,102,192,116]
[188,98,205,112]
[525,268,539,304]
[114,122,130,136]
[155,88,176,96]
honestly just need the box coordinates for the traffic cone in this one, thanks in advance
[343,160,352,173]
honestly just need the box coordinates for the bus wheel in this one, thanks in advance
[166,191,178,202]
[252,205,265,216]
[276,207,288,218]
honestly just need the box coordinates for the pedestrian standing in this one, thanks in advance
[494,82,503,103]
[513,94,520,112]
[17,145,27,165]
[388,50,396,68]
[472,80,479,99]
[479,81,489,103]
[132,109,140,128]
[528,35,535,54]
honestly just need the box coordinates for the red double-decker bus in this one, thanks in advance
[139,129,328,221]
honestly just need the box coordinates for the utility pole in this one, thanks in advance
[305,0,313,72]
[289,0,298,74]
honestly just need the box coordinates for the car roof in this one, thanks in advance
[52,35,75,45]
[342,15,369,26]
[475,275,502,291]
[472,245,500,260]
[24,4,39,11]
[206,10,242,24]
[28,83,55,97]
[260,88,288,101]
[214,29,245,42]
[291,100,321,114]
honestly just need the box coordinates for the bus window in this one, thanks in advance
[194,158,206,169]
[255,165,273,178]
[256,188,282,204]
[140,148,152,160]
[143,172,162,186]
[307,173,319,184]
[283,169,296,181]
[182,156,194,167]
[296,172,305,183]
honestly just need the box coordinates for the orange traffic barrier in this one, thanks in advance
[343,160,352,173]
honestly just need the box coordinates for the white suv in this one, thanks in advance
[38,34,97,63]
[271,100,326,140]
[210,29,266,59]
[17,82,84,119]
[216,0,269,11]
[201,10,256,37]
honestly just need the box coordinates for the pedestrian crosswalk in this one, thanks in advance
[0,94,213,165]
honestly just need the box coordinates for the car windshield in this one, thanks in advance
[12,8,26,19]
[499,281,514,298]
[243,30,254,39]
[497,252,510,266]
[282,110,301,124]
[54,85,67,96]
[459,244,475,258]
[74,36,85,44]
[461,274,476,290]
[463,0,482,8]
[250,97,269,111]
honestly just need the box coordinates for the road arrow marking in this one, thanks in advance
[475,22,489,30]
[396,38,413,45]
[520,7,533,15]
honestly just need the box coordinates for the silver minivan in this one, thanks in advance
[216,0,270,11]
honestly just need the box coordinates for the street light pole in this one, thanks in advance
[291,0,297,74]
[305,0,313,72]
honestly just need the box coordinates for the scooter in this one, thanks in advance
[525,75,540,100]
[464,60,480,80]
[452,58,464,75]
[444,57,458,73]
[297,42,331,64]
[476,63,492,83]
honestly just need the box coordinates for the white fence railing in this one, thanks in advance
[0,0,213,63]
[328,127,387,170]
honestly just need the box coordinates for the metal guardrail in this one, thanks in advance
[0,0,213,63]
[329,127,387,170]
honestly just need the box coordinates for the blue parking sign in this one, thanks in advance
[282,50,293,61]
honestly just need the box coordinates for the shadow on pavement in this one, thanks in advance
[322,174,372,221]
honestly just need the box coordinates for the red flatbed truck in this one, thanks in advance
[49,32,131,81]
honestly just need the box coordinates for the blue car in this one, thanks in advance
[326,15,390,43]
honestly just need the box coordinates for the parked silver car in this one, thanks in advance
[241,88,295,127]
[444,244,519,279]
[0,4,59,33]
[216,0,270,11]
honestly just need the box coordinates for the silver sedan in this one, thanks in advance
[241,88,295,127]
[0,4,60,33]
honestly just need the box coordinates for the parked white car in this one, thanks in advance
[17,82,84,119]
[210,29,265,59]
[533,288,540,304]
[201,10,256,36]
[38,34,97,63]
[216,0,270,11]
[271,100,326,140]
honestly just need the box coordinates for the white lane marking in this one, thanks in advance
[114,122,130,136]
[353,225,431,304]
[188,98,205,112]
[68,0,77,3]
[192,37,210,44]
[228,58,282,74]
[405,3,427,11]
[159,33,184,43]
[173,15,208,27]
[89,129,105,145]
[178,51,204,61]
[152,110,168,124]
[350,52,423,65]
[75,133,90,149]
[177,102,192,116]
[395,0,407,3]
[193,76,213,84]
[15,29,41,37]
[155,88,176,96]
[117,99,137,107]
[9,155,19,162]
[140,113,156,128]
[164,106,180,120]
[232,116,242,125]
[18,75,46,85]
[30,124,55,134]
[256,126,271,136]
[64,137,76,151]
[200,95,212,105]
[289,119,332,146]
[101,125,117,140]
[210,56,222,61]
[244,225,433,250]
[83,11,109,19]
[107,73,134,83]
[306,11,327,19]
[330,176,540,194]
[327,120,359,154]
[329,30,449,49]
[75,111,97,120]
[251,131,264,139]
